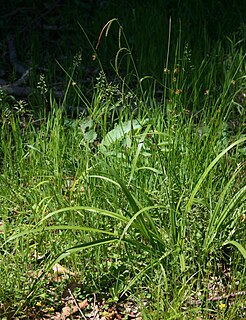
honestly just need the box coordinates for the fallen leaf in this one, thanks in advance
[61,305,77,318]
[78,298,88,310]
[52,263,76,276]
[57,299,88,319]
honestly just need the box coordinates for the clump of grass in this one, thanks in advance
[0,17,246,320]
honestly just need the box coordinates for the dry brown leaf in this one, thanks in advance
[52,311,62,320]
[61,305,77,317]
[51,299,88,320]
[52,263,76,276]
[78,298,89,310]
[241,213,245,222]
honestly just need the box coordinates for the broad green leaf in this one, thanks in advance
[100,119,146,147]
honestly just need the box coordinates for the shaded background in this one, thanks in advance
[1,0,245,88]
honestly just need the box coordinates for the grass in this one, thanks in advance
[0,2,246,319]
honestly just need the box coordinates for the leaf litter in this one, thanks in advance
[20,262,144,320]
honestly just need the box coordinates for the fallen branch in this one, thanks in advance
[7,33,28,74]
[0,85,31,97]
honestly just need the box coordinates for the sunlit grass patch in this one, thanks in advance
[0,15,245,319]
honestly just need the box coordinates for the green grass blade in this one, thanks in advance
[3,225,117,245]
[186,136,246,214]
[204,185,246,251]
[122,249,174,296]
[128,124,152,185]
[55,238,120,262]
[223,240,246,260]
[119,205,165,246]
[38,206,130,225]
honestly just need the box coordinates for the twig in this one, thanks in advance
[13,69,30,86]
[188,290,246,306]
[92,293,97,320]
[208,290,246,302]
[68,288,87,320]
